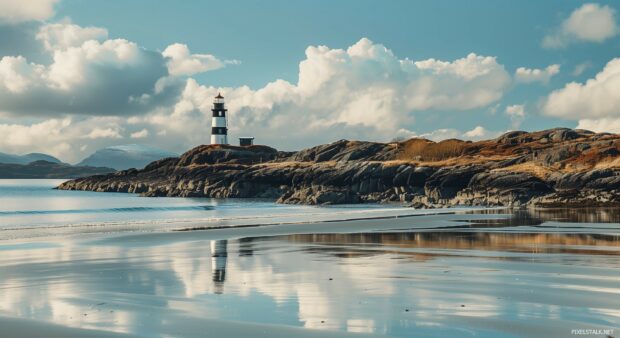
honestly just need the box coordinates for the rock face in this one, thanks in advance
[58,128,620,207]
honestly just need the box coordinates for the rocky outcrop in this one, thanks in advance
[453,172,553,207]
[58,129,620,207]
[288,140,398,162]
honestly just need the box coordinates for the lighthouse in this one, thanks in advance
[211,93,228,145]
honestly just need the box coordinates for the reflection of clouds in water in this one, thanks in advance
[591,307,620,319]
[339,255,397,297]
[0,230,619,337]
[145,239,383,331]
[48,296,135,335]
[168,242,212,297]
[296,284,335,330]
[0,279,47,317]
[0,241,183,335]
[346,319,375,333]
[549,284,620,294]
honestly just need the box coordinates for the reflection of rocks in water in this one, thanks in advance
[210,240,227,294]
[468,208,620,224]
[287,232,620,257]
[457,209,544,228]
[286,209,620,259]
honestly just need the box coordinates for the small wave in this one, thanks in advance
[0,207,466,241]
[0,205,214,216]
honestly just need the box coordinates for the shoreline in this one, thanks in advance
[0,202,492,241]
[6,204,620,244]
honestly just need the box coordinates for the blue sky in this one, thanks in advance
[0,0,619,161]
[57,1,617,84]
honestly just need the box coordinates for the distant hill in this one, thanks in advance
[0,152,61,165]
[77,144,178,170]
[0,161,115,179]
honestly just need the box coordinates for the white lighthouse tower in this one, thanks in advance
[211,93,228,145]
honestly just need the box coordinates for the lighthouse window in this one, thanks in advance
[219,111,222,116]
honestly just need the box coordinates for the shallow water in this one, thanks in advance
[0,179,422,239]
[0,180,619,337]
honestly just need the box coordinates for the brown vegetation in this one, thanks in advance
[397,138,471,161]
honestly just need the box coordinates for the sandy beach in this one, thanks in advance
[1,208,619,338]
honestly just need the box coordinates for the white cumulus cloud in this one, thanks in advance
[0,56,44,93]
[47,38,143,90]
[36,22,108,51]
[130,129,149,139]
[463,126,487,138]
[543,3,618,48]
[515,64,560,84]
[144,38,511,150]
[0,0,58,23]
[577,118,620,133]
[543,58,620,121]
[505,104,526,129]
[0,23,182,117]
[86,127,122,139]
[163,43,233,76]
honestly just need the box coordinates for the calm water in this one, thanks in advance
[0,179,619,337]
[0,179,419,239]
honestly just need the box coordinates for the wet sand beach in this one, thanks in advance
[1,209,619,338]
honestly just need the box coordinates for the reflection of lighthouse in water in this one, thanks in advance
[211,240,228,294]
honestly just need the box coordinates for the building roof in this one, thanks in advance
[239,137,255,139]
[215,93,224,99]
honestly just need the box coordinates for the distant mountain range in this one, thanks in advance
[0,144,178,178]
[0,152,61,165]
[0,161,114,179]
[77,144,178,170]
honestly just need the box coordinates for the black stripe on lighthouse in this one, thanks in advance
[212,127,228,135]
[212,109,227,117]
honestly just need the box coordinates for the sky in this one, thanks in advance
[0,0,619,162]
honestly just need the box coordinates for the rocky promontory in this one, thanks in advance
[57,128,620,208]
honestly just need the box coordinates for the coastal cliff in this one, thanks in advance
[57,128,620,208]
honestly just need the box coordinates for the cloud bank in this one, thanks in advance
[0,22,184,117]
[11,2,620,162]
[0,26,514,161]
[137,38,511,153]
